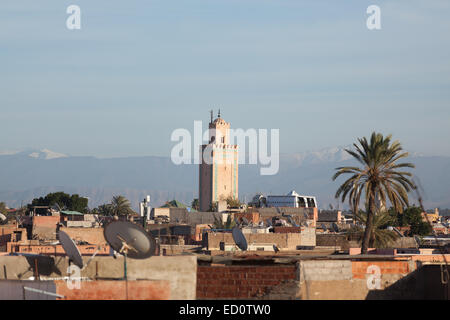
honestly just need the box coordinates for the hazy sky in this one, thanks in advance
[1,0,449,158]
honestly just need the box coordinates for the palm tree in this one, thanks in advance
[212,214,236,230]
[111,195,135,217]
[332,132,416,253]
[347,210,400,248]
[97,203,113,216]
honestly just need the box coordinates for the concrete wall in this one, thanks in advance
[298,259,419,300]
[0,280,57,300]
[7,243,110,256]
[171,210,219,226]
[66,221,98,228]
[0,255,197,300]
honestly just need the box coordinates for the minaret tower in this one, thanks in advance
[199,111,239,211]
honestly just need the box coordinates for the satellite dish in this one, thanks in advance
[242,217,249,226]
[321,224,327,231]
[273,244,279,253]
[286,216,299,227]
[332,223,340,233]
[232,227,248,251]
[266,219,272,227]
[0,213,7,224]
[59,230,84,269]
[104,221,156,259]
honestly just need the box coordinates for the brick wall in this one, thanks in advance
[273,227,301,233]
[316,234,349,249]
[55,280,170,300]
[32,216,60,240]
[59,227,107,245]
[352,260,412,279]
[0,226,27,249]
[197,265,297,299]
[205,231,315,250]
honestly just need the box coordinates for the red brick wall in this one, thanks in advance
[55,280,170,300]
[0,226,27,248]
[60,227,107,245]
[197,265,297,299]
[32,216,60,239]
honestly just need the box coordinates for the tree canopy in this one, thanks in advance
[29,192,89,214]
[387,206,432,236]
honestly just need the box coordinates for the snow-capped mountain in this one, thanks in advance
[27,149,68,160]
[0,148,68,160]
[281,146,354,167]
[0,147,448,210]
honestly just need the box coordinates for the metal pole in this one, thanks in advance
[34,259,39,281]
[23,286,65,299]
[124,252,128,300]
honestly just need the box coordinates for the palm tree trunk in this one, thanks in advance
[361,190,376,254]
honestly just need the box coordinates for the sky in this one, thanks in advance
[1,0,449,158]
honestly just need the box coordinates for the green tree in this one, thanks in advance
[348,210,400,248]
[208,201,218,212]
[0,202,7,215]
[332,132,416,253]
[191,198,199,211]
[111,195,135,217]
[29,192,89,214]
[388,206,432,236]
[225,196,241,208]
[96,203,114,216]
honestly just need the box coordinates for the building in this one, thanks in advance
[422,208,440,223]
[199,111,239,211]
[266,190,317,209]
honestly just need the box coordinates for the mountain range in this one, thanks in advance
[0,147,449,211]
